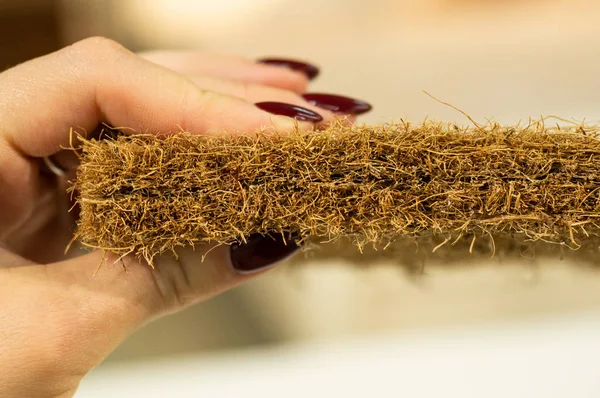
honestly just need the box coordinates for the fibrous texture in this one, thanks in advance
[73,120,600,265]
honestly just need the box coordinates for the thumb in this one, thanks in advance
[0,219,298,398]
[44,235,298,370]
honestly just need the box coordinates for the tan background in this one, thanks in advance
[3,0,600,364]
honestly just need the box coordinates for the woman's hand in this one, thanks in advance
[0,37,371,398]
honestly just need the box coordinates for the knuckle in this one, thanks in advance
[73,36,126,53]
[65,36,131,65]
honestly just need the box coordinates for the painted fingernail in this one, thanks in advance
[256,101,323,122]
[302,93,372,115]
[257,58,320,80]
[230,233,300,274]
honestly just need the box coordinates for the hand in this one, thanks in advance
[0,37,371,397]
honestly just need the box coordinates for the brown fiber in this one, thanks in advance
[72,119,600,266]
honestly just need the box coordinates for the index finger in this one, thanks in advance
[0,37,310,158]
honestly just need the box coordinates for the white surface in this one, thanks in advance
[79,311,600,398]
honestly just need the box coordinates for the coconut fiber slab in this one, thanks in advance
[73,121,600,266]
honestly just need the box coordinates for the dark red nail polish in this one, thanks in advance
[230,233,300,274]
[257,58,320,80]
[302,93,372,115]
[256,101,323,122]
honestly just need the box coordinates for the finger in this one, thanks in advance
[140,51,315,93]
[0,37,313,158]
[43,78,366,175]
[41,237,296,370]
[54,245,250,320]
[189,75,339,121]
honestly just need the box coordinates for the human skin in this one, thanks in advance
[0,37,372,397]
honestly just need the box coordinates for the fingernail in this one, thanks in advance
[302,93,372,115]
[230,233,300,274]
[256,101,323,122]
[257,58,320,80]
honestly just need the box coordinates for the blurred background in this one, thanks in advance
[4,0,600,396]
